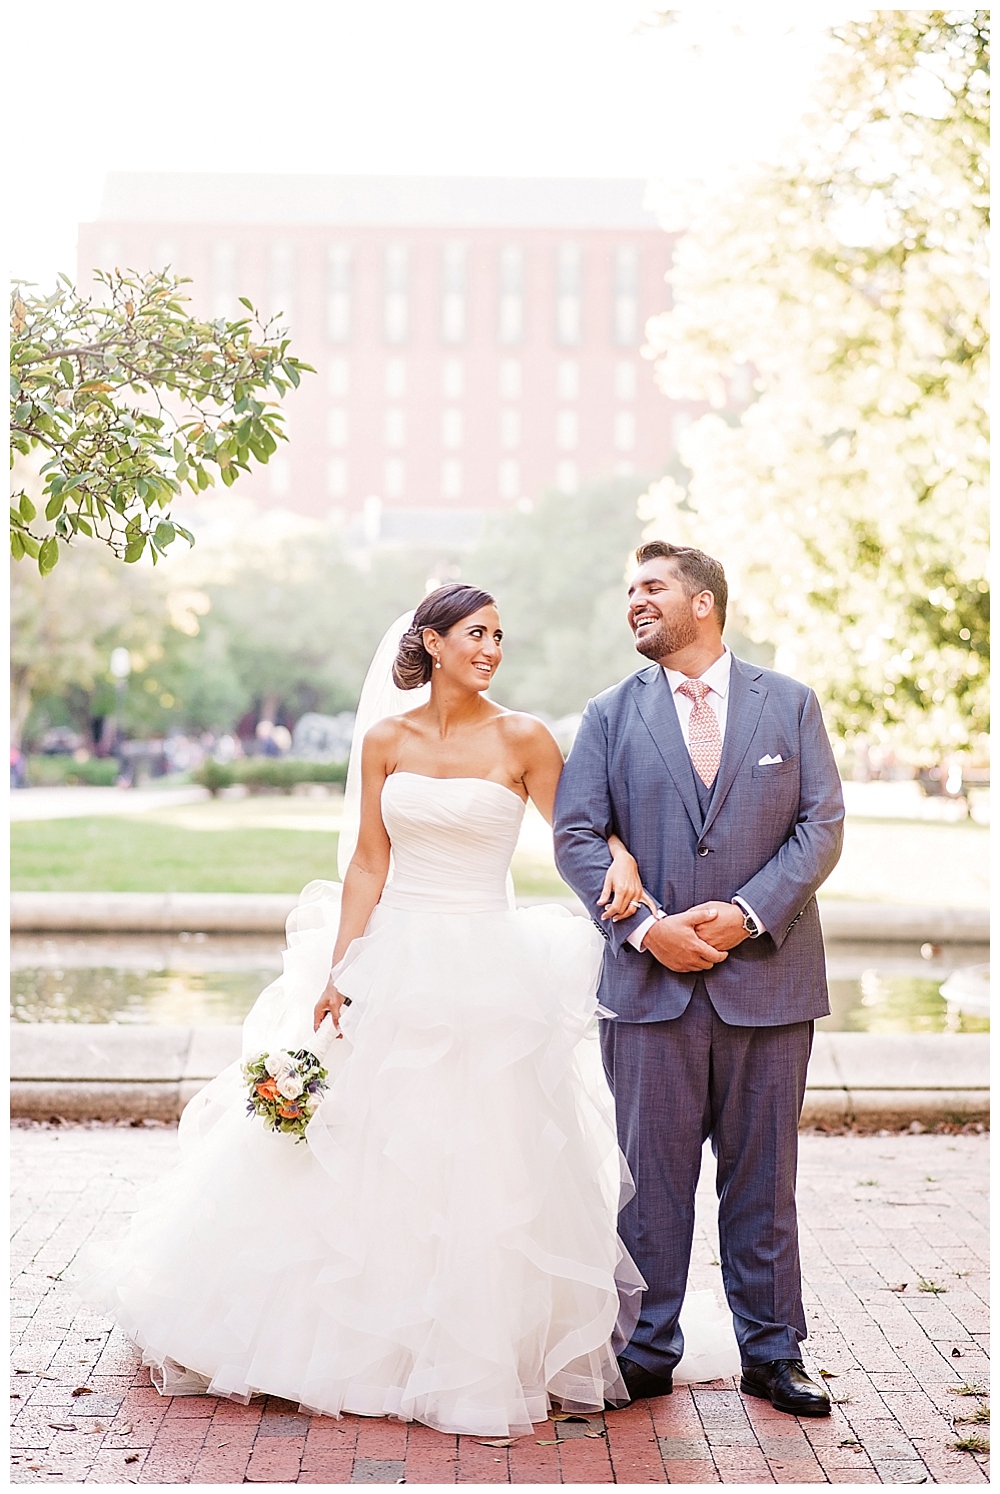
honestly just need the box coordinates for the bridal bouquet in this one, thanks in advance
[243,1047,329,1142]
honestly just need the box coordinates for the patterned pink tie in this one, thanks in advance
[677,678,722,787]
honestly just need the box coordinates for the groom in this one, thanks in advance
[554,540,844,1418]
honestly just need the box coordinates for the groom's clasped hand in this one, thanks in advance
[639,900,750,973]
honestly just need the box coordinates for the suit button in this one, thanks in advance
[698,847,710,857]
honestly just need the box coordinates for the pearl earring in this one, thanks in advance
[435,659,442,669]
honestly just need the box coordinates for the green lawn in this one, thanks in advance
[10,818,341,894]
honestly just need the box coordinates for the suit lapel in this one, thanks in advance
[701,656,767,837]
[633,665,702,835]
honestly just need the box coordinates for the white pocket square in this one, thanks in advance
[758,753,783,765]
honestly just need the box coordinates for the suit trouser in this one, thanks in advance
[600,979,812,1372]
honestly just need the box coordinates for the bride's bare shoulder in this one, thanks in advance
[362,711,424,751]
[495,709,559,754]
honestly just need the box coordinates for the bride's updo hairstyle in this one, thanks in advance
[392,584,497,690]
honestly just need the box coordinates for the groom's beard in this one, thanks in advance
[633,610,699,660]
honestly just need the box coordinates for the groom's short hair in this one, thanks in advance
[635,541,728,629]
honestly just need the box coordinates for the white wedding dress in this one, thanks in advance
[82,772,738,1436]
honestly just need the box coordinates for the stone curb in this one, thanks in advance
[9,890,992,941]
[9,1025,990,1125]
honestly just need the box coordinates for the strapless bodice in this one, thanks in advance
[379,772,525,913]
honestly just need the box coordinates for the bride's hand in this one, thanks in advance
[313,979,349,1035]
[599,852,657,923]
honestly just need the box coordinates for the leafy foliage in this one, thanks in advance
[642,11,989,760]
[10,269,312,572]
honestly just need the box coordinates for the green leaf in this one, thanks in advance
[124,535,146,563]
[59,359,74,385]
[153,520,175,549]
[10,531,25,561]
[19,494,36,522]
[45,492,66,521]
[19,533,40,559]
[238,296,253,310]
[14,402,32,423]
[38,537,59,575]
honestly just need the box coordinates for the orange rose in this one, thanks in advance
[278,1102,302,1119]
[256,1078,281,1101]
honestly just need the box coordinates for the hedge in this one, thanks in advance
[194,758,349,796]
[25,755,120,788]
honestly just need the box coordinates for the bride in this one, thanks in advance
[82,583,738,1437]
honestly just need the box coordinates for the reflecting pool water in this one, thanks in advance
[9,933,989,1033]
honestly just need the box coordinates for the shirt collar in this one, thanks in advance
[663,646,732,699]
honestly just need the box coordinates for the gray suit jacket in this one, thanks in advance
[553,657,845,1026]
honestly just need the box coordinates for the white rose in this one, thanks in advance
[276,1073,304,1100]
[265,1051,297,1080]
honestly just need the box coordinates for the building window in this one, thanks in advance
[614,410,636,451]
[211,242,236,319]
[153,239,178,273]
[384,409,406,448]
[498,459,520,500]
[499,359,521,399]
[384,458,405,499]
[442,358,464,400]
[328,409,348,448]
[556,243,582,345]
[442,458,463,498]
[556,460,578,494]
[268,457,291,498]
[556,410,579,450]
[442,410,463,449]
[385,358,406,398]
[441,242,467,344]
[269,240,294,328]
[327,245,352,344]
[615,360,637,400]
[500,410,521,450]
[327,458,348,498]
[498,245,524,344]
[614,246,640,346]
[383,244,409,344]
[97,238,121,271]
[328,358,349,398]
[557,359,579,401]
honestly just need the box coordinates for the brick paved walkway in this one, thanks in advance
[10,1125,989,1484]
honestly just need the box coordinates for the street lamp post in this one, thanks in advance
[109,648,132,784]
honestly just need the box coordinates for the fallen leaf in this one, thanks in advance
[818,1369,839,1378]
[584,1428,606,1439]
[125,1454,140,1464]
[117,1424,134,1436]
[86,1422,106,1434]
[48,1422,77,1431]
[890,1283,908,1292]
[71,1386,94,1396]
[551,1411,591,1422]
[952,1348,963,1358]
[536,1439,560,1445]
[475,1437,516,1447]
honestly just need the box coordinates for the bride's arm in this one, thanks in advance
[518,720,655,922]
[313,730,392,1032]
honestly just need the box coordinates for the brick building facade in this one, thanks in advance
[79,174,688,546]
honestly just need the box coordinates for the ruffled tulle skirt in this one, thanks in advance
[80,881,738,1436]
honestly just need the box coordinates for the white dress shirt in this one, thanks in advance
[625,648,765,949]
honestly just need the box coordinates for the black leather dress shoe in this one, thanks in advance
[607,1355,673,1407]
[740,1359,831,1417]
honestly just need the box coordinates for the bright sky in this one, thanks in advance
[11,2,857,288]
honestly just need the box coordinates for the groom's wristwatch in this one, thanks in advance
[732,898,763,938]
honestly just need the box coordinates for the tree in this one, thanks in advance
[642,11,988,762]
[10,269,312,573]
[469,477,650,718]
[10,545,168,749]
